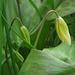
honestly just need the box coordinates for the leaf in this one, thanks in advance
[43,38,75,66]
[1,59,14,75]
[54,0,65,9]
[35,20,51,49]
[19,38,75,75]
[47,0,75,20]
[48,0,54,9]
[69,25,75,37]
[20,0,41,26]
[29,0,52,31]
[0,9,3,75]
[0,0,4,74]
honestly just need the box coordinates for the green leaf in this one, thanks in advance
[48,0,54,9]
[69,25,75,37]
[29,0,52,31]
[19,38,75,75]
[0,0,4,74]
[35,20,51,49]
[47,0,75,20]
[54,0,65,9]
[0,10,2,75]
[20,0,41,26]
[29,0,42,19]
[43,38,75,66]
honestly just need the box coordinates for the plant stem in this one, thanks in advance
[5,18,21,75]
[29,0,42,19]
[9,17,23,30]
[1,5,17,75]
[5,43,12,75]
[34,10,59,48]
[16,0,23,24]
[4,16,17,75]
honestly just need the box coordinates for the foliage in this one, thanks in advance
[0,0,75,75]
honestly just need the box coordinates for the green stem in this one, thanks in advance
[5,26,17,75]
[0,11,35,49]
[34,10,59,47]
[5,17,22,75]
[5,43,12,75]
[1,4,18,75]
[29,0,42,19]
[4,15,17,75]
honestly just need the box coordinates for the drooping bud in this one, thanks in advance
[56,16,71,45]
[21,26,30,43]
[14,51,24,62]
[12,41,18,50]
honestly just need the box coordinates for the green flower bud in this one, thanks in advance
[14,51,24,62]
[12,41,18,50]
[56,16,71,45]
[21,26,30,43]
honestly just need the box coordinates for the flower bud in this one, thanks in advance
[14,51,24,62]
[56,16,71,45]
[21,26,30,43]
[12,41,18,50]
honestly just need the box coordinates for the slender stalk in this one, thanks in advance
[5,17,22,75]
[5,43,12,75]
[29,0,42,19]
[34,10,59,47]
[5,25,17,75]
[1,4,17,75]
[4,16,17,75]
[16,0,23,24]
[9,17,23,31]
